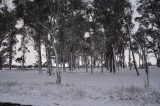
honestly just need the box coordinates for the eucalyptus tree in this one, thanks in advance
[147,29,160,67]
[13,0,87,84]
[93,0,132,74]
[0,8,7,69]
[134,0,160,86]
[123,3,140,76]
[136,0,160,29]
[55,0,88,72]
[0,1,17,70]
[13,0,61,83]
[64,13,86,71]
[136,0,160,67]
[133,27,150,86]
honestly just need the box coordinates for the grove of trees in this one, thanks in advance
[0,0,159,85]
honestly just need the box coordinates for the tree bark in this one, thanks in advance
[141,47,149,87]
[138,49,141,68]
[110,55,113,73]
[131,48,139,76]
[38,36,42,74]
[52,38,61,84]
[21,35,25,70]
[85,52,88,72]
[47,43,52,75]
[112,45,117,74]
[122,48,125,68]
[129,40,139,76]
[101,54,104,73]
[9,42,13,70]
[91,53,93,74]
[62,53,66,72]
[129,48,132,70]
[9,32,15,70]
[0,55,2,70]
[70,52,73,71]
[157,58,160,67]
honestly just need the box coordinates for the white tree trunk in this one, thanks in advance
[52,39,61,84]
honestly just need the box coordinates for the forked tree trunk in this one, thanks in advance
[129,40,139,76]
[125,21,139,76]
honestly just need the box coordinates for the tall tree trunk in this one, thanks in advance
[129,48,132,70]
[157,58,160,67]
[129,37,139,76]
[122,48,125,68]
[77,55,80,69]
[91,53,93,74]
[47,43,52,75]
[0,55,2,70]
[62,53,66,72]
[22,52,25,69]
[101,54,103,73]
[93,57,96,68]
[38,36,42,74]
[85,52,88,72]
[52,39,61,84]
[112,45,117,74]
[68,54,71,71]
[125,16,139,75]
[142,54,144,69]
[62,45,66,72]
[9,32,15,70]
[107,58,109,71]
[157,42,160,67]
[9,43,13,70]
[119,52,122,68]
[141,47,149,87]
[21,35,25,70]
[131,48,139,76]
[70,52,73,71]
[138,49,141,69]
[110,55,113,73]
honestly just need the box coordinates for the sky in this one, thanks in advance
[2,0,157,66]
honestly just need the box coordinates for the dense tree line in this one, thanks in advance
[0,0,159,85]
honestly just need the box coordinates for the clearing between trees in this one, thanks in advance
[0,67,159,106]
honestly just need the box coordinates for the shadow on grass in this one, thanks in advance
[0,102,32,106]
